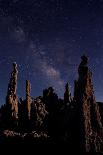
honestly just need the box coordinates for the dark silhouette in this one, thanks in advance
[0,56,103,152]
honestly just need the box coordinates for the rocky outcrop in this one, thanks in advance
[31,97,48,130]
[98,102,103,125]
[26,80,32,120]
[6,62,18,128]
[0,56,103,152]
[74,55,103,152]
[64,83,72,105]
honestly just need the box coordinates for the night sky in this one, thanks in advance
[0,0,103,105]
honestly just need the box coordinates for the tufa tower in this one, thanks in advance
[6,62,18,125]
[74,55,103,152]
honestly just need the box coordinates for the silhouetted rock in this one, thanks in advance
[64,82,72,105]
[0,56,103,152]
[31,96,48,131]
[3,62,19,129]
[6,62,18,119]
[98,102,103,125]
[74,55,103,152]
[26,80,32,120]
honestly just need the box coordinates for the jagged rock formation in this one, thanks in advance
[74,55,103,152]
[31,97,48,131]
[18,83,48,132]
[43,87,59,137]
[26,80,32,120]
[0,56,103,152]
[64,83,72,105]
[5,62,18,128]
[98,102,103,126]
[43,87,58,112]
[6,62,18,119]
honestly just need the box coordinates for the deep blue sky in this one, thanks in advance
[0,0,103,105]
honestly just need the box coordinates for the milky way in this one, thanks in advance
[0,0,103,105]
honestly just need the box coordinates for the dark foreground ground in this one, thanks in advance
[0,130,100,154]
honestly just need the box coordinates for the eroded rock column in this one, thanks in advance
[74,55,103,152]
[6,62,18,120]
[26,80,32,120]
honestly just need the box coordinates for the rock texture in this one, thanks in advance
[6,62,18,124]
[74,55,103,152]
[31,97,48,130]
[0,56,103,152]
[2,130,48,139]
[26,80,32,120]
[64,83,72,105]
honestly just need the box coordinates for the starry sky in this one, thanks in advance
[0,0,103,105]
